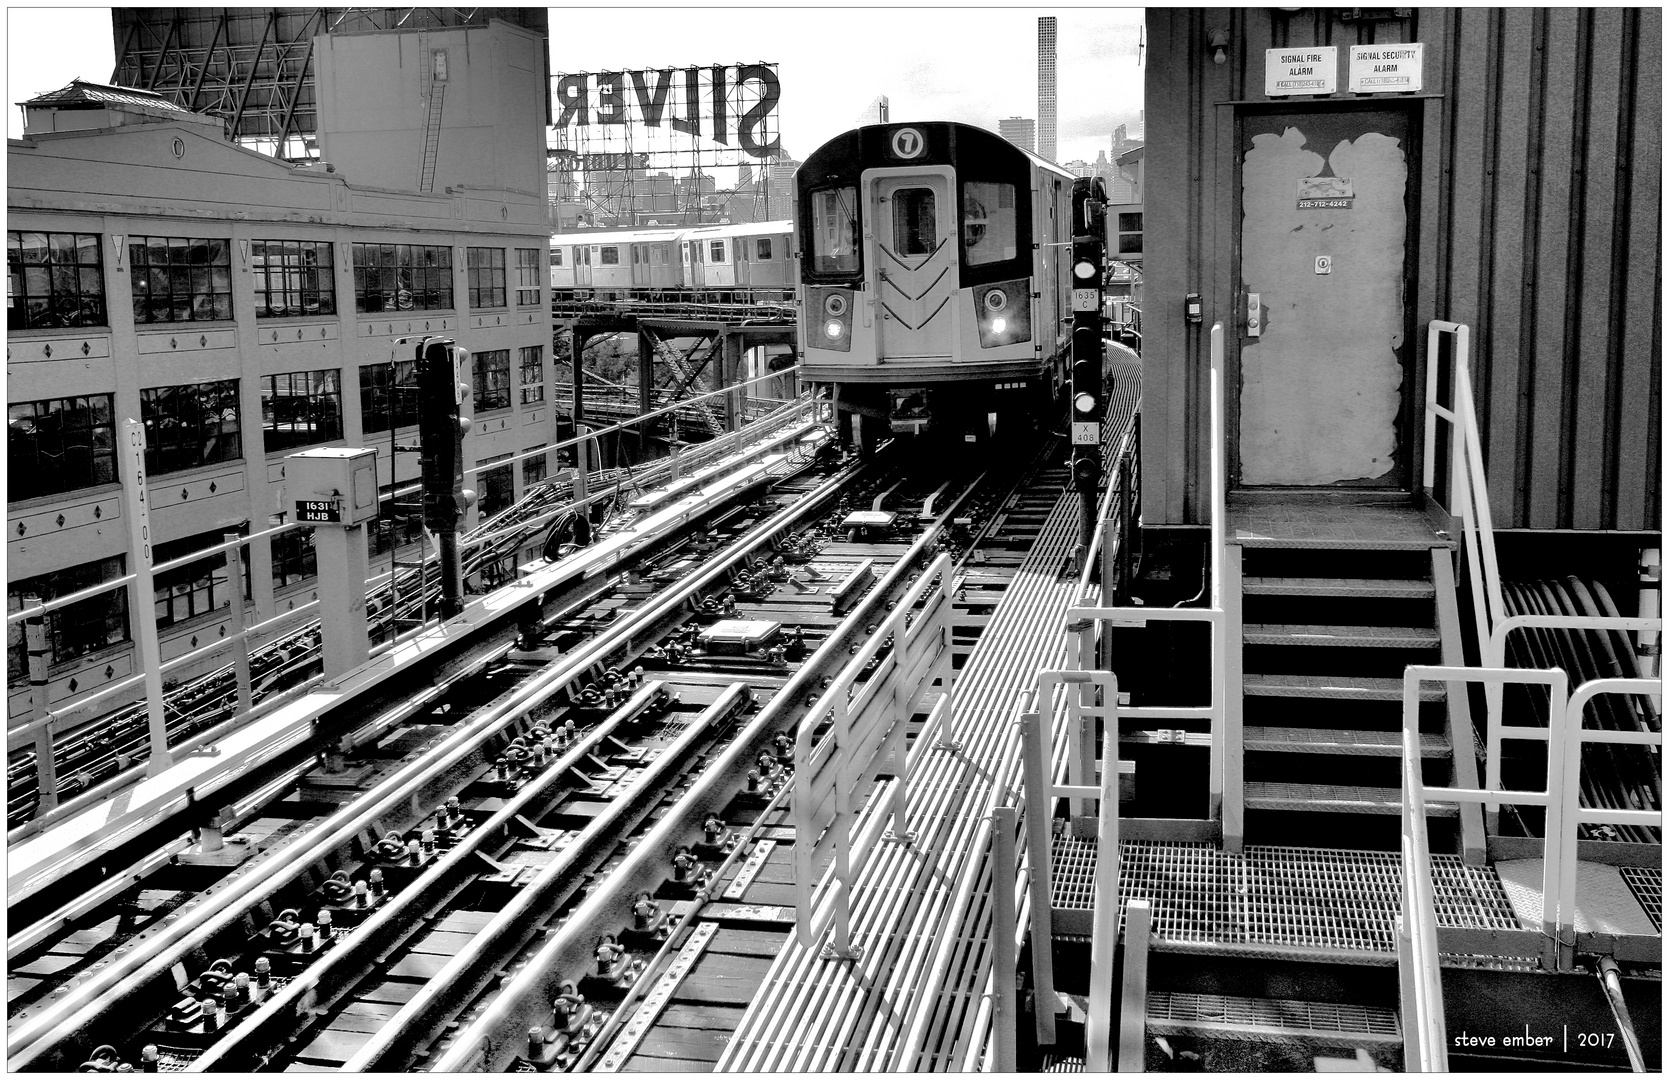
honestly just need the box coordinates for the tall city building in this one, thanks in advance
[998,117,1036,154]
[1037,16,1057,162]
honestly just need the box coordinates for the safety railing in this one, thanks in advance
[1059,321,1232,838]
[1422,322,1512,716]
[1010,668,1124,1066]
[1076,412,1142,601]
[793,552,955,957]
[1399,666,1666,1069]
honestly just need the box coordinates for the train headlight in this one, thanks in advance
[974,280,1032,349]
[808,287,853,353]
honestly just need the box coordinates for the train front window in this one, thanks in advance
[810,186,859,274]
[891,188,937,256]
[962,181,1018,266]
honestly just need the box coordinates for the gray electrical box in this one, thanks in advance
[287,447,379,525]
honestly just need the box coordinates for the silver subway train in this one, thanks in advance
[549,220,795,304]
[793,121,1079,444]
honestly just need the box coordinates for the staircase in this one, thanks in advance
[1229,493,1471,850]
[418,83,445,192]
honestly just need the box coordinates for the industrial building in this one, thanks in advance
[7,18,552,721]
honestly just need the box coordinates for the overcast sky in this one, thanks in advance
[7,6,1144,163]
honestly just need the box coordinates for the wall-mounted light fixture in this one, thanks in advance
[1207,29,1231,66]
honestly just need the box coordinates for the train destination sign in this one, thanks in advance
[1265,46,1338,96]
[1348,43,1424,93]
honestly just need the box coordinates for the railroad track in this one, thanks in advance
[6,402,816,830]
[8,429,1003,1072]
[423,442,1074,1073]
[6,426,836,1068]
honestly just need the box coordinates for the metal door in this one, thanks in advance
[1237,107,1414,486]
[868,171,955,360]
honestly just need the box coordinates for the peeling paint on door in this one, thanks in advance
[1240,125,1406,485]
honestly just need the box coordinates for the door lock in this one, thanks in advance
[1246,292,1262,337]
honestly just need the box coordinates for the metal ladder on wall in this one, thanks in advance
[418,82,446,192]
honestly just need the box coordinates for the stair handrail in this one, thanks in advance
[1422,321,1508,692]
[1399,663,1572,1070]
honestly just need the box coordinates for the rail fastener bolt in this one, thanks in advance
[595,935,624,977]
[672,845,698,882]
[141,1045,159,1072]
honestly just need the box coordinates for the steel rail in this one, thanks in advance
[7,451,869,1071]
[189,682,750,1072]
[430,456,988,1071]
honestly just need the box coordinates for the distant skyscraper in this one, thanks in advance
[999,117,1037,154]
[1038,17,1057,161]
[858,96,890,125]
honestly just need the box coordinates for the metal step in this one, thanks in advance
[1244,782,1458,816]
[1244,726,1450,758]
[1244,624,1440,649]
[1243,673,1444,701]
[1147,991,1402,1047]
[1243,576,1434,599]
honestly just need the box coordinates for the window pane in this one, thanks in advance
[810,187,859,274]
[891,189,937,256]
[7,230,108,330]
[962,181,1019,267]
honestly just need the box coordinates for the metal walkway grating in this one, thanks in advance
[1620,866,1662,931]
[1148,991,1400,1041]
[1051,840,1520,959]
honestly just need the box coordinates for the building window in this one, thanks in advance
[467,247,507,308]
[367,485,424,558]
[128,236,233,323]
[360,361,419,433]
[476,456,514,519]
[140,380,242,475]
[519,346,545,405]
[261,370,342,453]
[1117,212,1143,255]
[7,231,107,330]
[271,527,316,590]
[523,445,548,487]
[473,349,511,412]
[8,394,118,502]
[252,239,336,318]
[8,556,129,686]
[153,529,250,630]
[756,237,773,261]
[352,243,454,313]
[516,248,542,305]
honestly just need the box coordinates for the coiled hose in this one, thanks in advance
[1499,576,1660,843]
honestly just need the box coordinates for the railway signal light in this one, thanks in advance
[1070,177,1108,509]
[416,337,476,531]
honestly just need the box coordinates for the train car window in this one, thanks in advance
[757,238,773,260]
[962,181,1018,266]
[550,248,563,267]
[600,247,620,266]
[810,186,859,274]
[710,241,726,263]
[892,189,937,256]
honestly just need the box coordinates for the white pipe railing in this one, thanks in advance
[793,552,954,956]
[1398,664,1571,1069]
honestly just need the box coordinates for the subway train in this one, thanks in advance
[793,121,1079,446]
[549,220,795,303]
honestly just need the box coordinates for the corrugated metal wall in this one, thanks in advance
[1144,7,1661,532]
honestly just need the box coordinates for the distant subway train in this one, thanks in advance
[549,221,795,303]
[794,121,1079,445]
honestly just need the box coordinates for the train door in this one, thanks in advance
[576,246,593,287]
[866,169,955,359]
[1236,106,1416,487]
